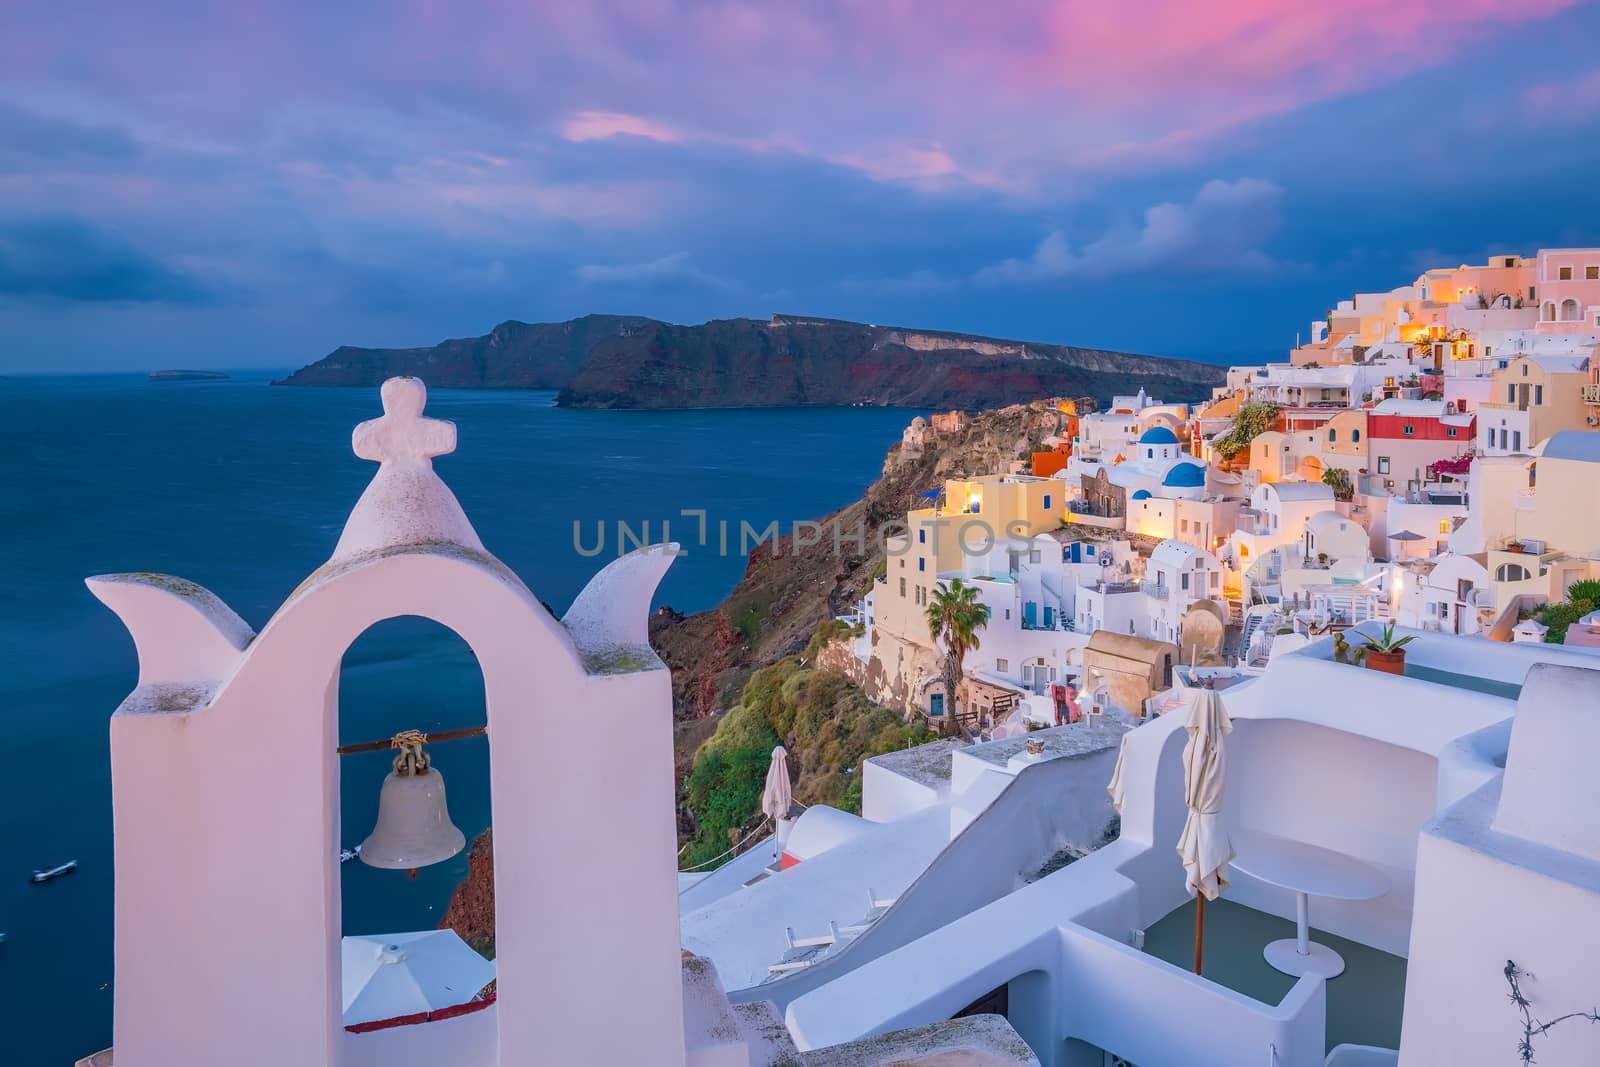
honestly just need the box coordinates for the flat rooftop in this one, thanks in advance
[961,722,1128,770]
[866,739,964,791]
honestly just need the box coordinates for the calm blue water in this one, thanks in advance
[0,372,918,1066]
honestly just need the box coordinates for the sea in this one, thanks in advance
[0,371,920,1066]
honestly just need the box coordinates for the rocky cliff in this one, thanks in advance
[439,400,1080,937]
[277,313,1225,408]
[646,399,1076,724]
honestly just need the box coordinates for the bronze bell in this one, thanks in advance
[359,731,466,870]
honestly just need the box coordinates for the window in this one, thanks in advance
[1559,265,1573,280]
[1448,427,1457,438]
[1535,385,1544,405]
[1457,579,1474,602]
[996,658,1009,672]
[918,529,926,544]
[1403,424,1414,436]
[1004,608,1010,620]
[918,557,925,572]
[1181,573,1190,590]
[1378,457,1391,474]
[1180,519,1189,533]
[1328,428,1336,442]
[1521,363,1529,377]
[1439,519,1451,534]
[1043,494,1052,510]
[1507,384,1516,403]
[899,577,906,596]
[1589,266,1600,281]
[1505,257,1517,268]
[1496,563,1532,583]
[1029,548,1041,564]
[1146,448,1154,460]
[1352,429,1360,443]
[1513,431,1523,451]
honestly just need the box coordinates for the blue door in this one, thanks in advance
[929,693,945,718]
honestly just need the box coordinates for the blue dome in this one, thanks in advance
[1130,489,1153,500]
[1162,462,1206,488]
[1138,426,1180,445]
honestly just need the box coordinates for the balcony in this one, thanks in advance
[1143,897,1406,1055]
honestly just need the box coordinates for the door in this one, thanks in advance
[929,693,944,719]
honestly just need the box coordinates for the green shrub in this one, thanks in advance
[1538,598,1596,645]
[1212,402,1280,462]
[680,658,933,867]
[1566,579,1600,605]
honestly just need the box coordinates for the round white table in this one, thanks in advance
[1229,830,1387,979]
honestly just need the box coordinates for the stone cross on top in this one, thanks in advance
[353,377,455,467]
[333,376,484,560]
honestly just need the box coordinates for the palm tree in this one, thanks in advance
[925,578,990,738]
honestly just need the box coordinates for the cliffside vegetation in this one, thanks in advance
[680,622,932,869]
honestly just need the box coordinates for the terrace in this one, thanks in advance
[786,632,1600,1066]
[1142,898,1407,1054]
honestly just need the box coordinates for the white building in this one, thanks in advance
[1142,540,1224,645]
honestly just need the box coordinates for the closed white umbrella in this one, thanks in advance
[341,930,495,1026]
[761,745,793,857]
[1107,734,1130,814]
[1176,686,1233,974]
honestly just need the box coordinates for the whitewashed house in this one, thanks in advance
[1142,540,1224,645]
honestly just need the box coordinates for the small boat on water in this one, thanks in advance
[30,860,78,884]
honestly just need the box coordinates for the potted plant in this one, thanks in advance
[1360,624,1417,675]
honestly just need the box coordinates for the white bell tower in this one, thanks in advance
[90,378,687,1067]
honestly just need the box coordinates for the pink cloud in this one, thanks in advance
[561,110,682,144]
[0,0,1588,206]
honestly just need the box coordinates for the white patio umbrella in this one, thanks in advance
[761,745,793,857]
[341,930,495,1027]
[1107,734,1130,815]
[1176,686,1234,975]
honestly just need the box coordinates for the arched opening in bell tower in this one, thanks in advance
[336,614,493,1034]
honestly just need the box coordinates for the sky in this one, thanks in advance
[3,1,1600,373]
